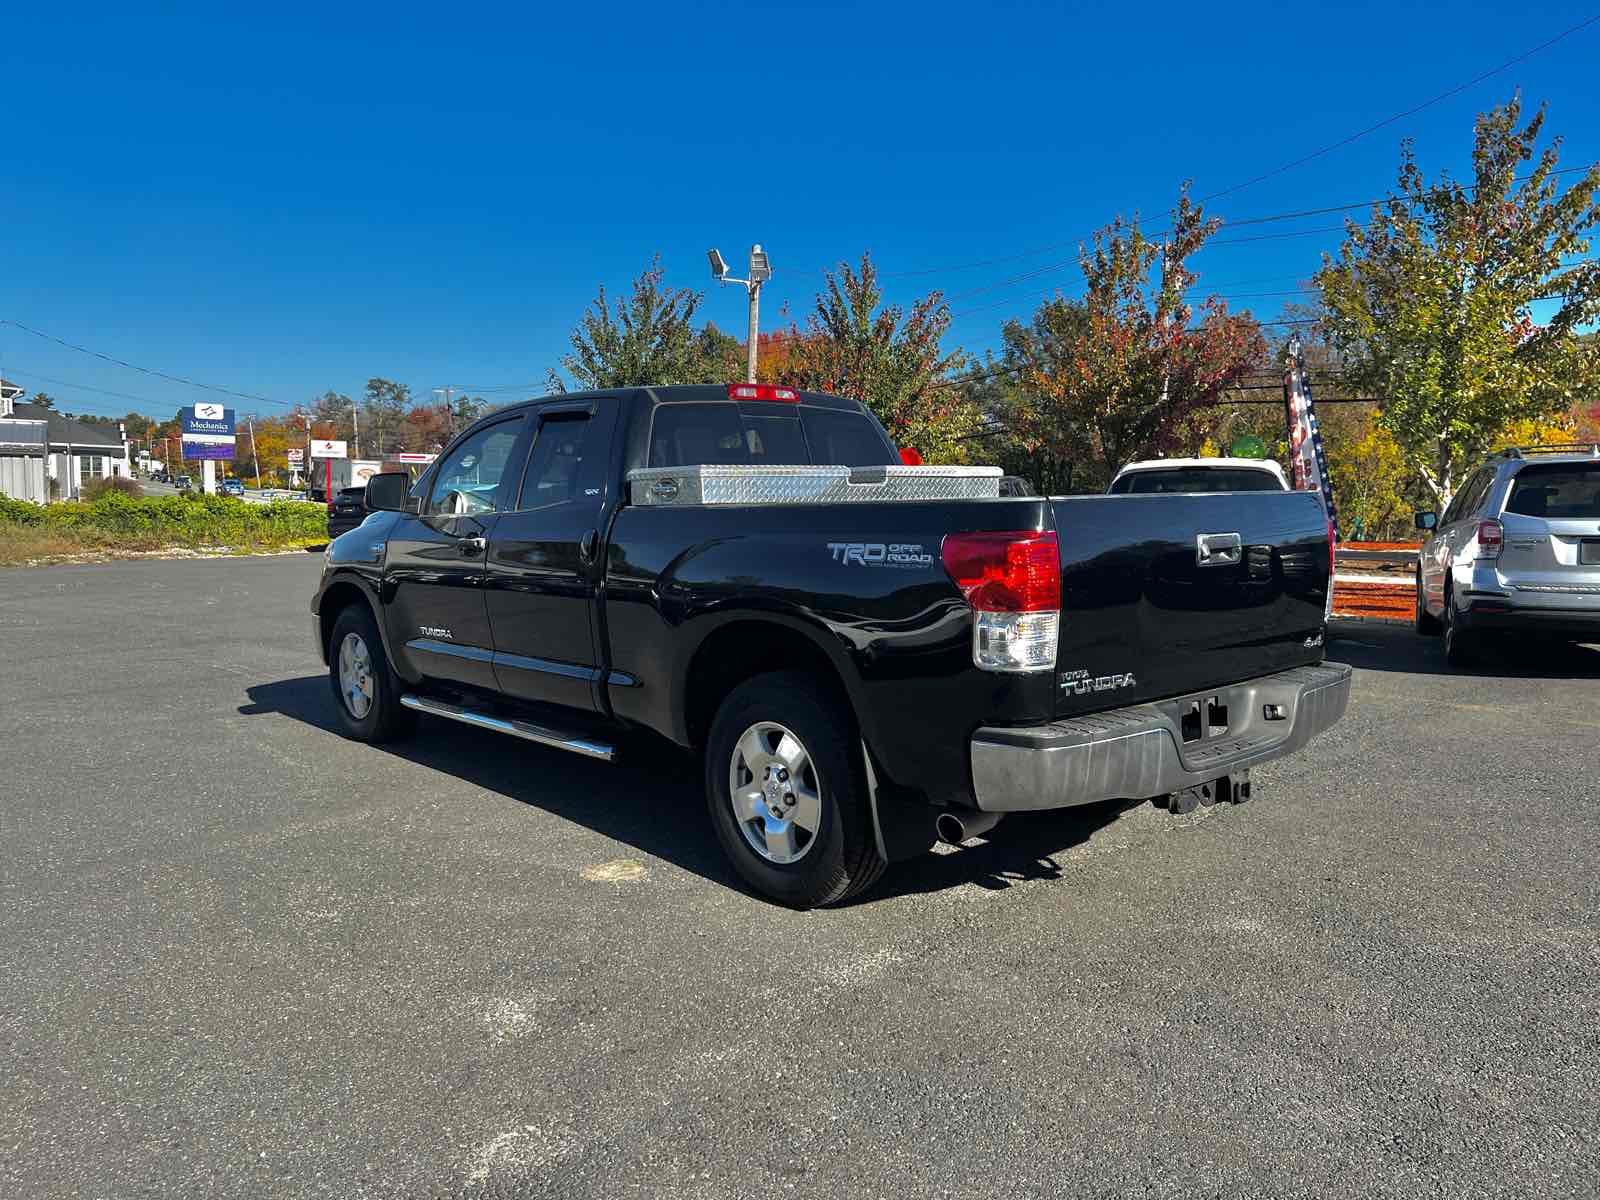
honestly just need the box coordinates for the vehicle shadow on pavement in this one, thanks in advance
[845,799,1142,907]
[241,676,1138,906]
[240,675,744,889]
[1327,619,1600,679]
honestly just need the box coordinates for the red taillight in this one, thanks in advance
[1477,518,1504,559]
[940,531,1060,612]
[899,447,924,466]
[727,383,799,403]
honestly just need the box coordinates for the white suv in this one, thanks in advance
[1415,445,1600,666]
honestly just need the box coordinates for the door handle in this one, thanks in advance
[579,528,599,565]
[458,536,487,555]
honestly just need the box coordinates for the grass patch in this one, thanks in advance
[0,492,328,566]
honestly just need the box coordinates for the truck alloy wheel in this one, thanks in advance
[727,720,823,865]
[704,670,886,908]
[338,632,375,720]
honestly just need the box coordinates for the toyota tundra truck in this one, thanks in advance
[311,383,1350,907]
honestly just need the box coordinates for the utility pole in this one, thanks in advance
[708,244,773,384]
[351,400,361,459]
[247,418,262,489]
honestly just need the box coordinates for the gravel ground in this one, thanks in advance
[2,554,1597,1198]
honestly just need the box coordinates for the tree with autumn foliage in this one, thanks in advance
[989,185,1265,489]
[1317,96,1600,507]
[772,253,983,462]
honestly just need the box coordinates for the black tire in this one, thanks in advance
[327,602,413,743]
[1441,583,1477,668]
[704,671,887,908]
[1414,568,1441,635]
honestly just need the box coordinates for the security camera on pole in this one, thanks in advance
[708,245,772,383]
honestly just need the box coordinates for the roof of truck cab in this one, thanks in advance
[492,385,866,415]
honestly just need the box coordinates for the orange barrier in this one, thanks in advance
[1334,580,1413,622]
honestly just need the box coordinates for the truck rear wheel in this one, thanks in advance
[328,603,413,743]
[705,671,886,908]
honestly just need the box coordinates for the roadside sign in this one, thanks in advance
[181,404,236,461]
[310,439,347,459]
[350,460,383,487]
[286,448,304,466]
[393,453,436,464]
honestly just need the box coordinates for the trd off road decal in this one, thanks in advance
[827,542,933,568]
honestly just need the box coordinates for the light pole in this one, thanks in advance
[433,387,455,437]
[709,244,772,384]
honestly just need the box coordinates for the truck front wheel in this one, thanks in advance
[327,603,413,743]
[705,671,886,908]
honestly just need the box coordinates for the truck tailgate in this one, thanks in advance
[1050,490,1331,717]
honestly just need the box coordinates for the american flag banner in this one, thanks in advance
[1283,335,1339,541]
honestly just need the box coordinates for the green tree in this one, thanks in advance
[1317,96,1600,505]
[993,186,1266,488]
[552,256,732,391]
[362,378,412,456]
[776,252,981,462]
[29,391,55,410]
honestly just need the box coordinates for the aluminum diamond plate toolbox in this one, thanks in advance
[628,464,1003,506]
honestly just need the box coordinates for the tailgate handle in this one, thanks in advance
[1196,531,1243,567]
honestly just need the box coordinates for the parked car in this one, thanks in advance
[1108,457,1289,494]
[326,486,369,540]
[220,478,245,497]
[1415,444,1600,665]
[312,384,1348,907]
[173,474,194,492]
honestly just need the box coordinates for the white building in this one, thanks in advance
[6,398,130,500]
[0,381,50,503]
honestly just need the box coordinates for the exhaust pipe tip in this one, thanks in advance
[935,809,1001,845]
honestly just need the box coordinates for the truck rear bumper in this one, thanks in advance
[969,662,1352,813]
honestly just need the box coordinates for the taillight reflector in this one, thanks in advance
[727,383,799,403]
[940,531,1060,612]
[899,447,924,466]
[1477,518,1504,559]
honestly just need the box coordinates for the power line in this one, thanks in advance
[0,319,293,408]
[1198,13,1600,202]
[0,366,169,410]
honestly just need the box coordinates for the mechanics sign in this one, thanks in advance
[180,404,236,461]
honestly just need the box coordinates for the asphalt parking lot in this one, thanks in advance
[3,554,1598,1198]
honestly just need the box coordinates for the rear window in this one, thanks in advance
[647,402,893,468]
[1110,467,1284,494]
[1504,463,1600,519]
[798,408,895,467]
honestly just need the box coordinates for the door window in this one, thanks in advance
[1443,469,1490,525]
[425,420,522,517]
[517,413,598,509]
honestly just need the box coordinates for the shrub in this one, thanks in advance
[0,492,326,554]
[81,475,144,501]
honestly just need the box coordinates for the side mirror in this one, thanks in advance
[1415,510,1438,531]
[899,447,923,466]
[365,472,412,512]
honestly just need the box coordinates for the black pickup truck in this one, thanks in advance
[312,383,1350,907]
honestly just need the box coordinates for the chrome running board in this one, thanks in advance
[399,694,615,762]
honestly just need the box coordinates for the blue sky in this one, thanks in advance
[2,1,1597,422]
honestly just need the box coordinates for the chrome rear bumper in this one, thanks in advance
[969,662,1352,812]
